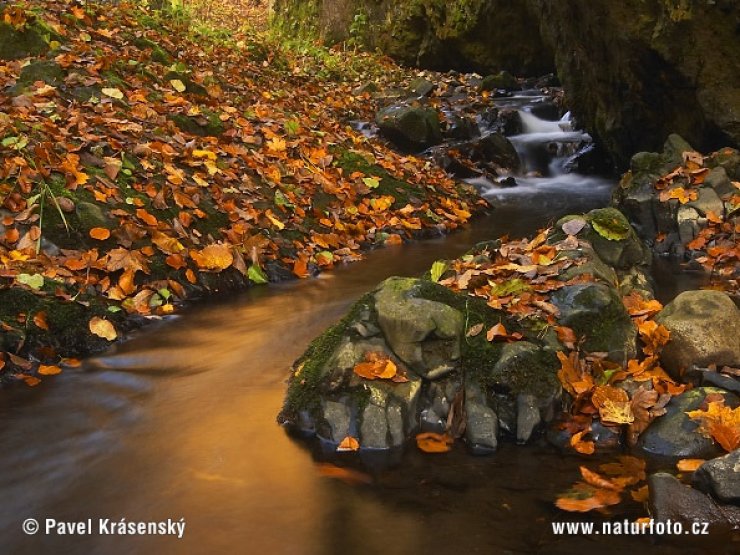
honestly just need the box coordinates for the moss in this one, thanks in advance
[283,293,373,417]
[131,36,173,64]
[9,60,64,94]
[0,285,125,360]
[0,20,49,60]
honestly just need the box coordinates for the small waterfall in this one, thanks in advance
[466,107,613,207]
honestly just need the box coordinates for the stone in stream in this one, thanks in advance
[648,473,740,530]
[693,449,740,505]
[480,71,519,92]
[655,291,740,379]
[635,387,739,462]
[374,277,463,380]
[551,282,637,363]
[468,132,521,172]
[375,102,442,151]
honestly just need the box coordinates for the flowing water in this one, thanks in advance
[0,103,719,554]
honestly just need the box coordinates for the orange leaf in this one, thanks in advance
[555,482,621,512]
[190,244,233,271]
[630,485,649,503]
[336,436,360,452]
[135,208,158,227]
[33,311,49,330]
[415,432,453,453]
[676,459,705,472]
[486,323,508,342]
[166,253,187,270]
[89,227,111,241]
[38,364,62,376]
[580,466,622,491]
[353,352,398,381]
[570,429,595,455]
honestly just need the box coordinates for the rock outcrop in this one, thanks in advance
[270,0,554,75]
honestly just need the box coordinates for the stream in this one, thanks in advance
[0,101,713,554]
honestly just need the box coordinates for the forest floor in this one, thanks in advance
[0,0,483,385]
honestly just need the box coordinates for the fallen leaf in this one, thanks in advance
[676,459,705,472]
[89,227,111,240]
[415,432,453,453]
[38,364,62,376]
[337,436,360,452]
[89,317,117,341]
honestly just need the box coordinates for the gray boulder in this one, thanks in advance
[655,291,740,379]
[374,277,463,380]
[635,387,739,461]
[693,449,740,505]
[375,103,442,151]
[551,282,636,362]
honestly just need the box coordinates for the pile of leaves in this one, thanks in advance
[654,149,739,292]
[0,0,482,385]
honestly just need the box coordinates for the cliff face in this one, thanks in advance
[271,0,740,168]
[531,0,740,168]
[270,0,554,76]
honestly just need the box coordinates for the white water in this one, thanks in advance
[468,109,612,206]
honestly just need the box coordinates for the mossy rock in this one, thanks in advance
[587,207,631,241]
[375,103,442,151]
[169,112,224,137]
[480,71,518,91]
[0,21,49,60]
[9,60,64,94]
[551,282,636,363]
[131,36,173,64]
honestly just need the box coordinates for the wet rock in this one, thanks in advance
[528,101,560,121]
[635,387,738,461]
[375,103,442,151]
[499,109,523,136]
[498,177,517,188]
[374,277,463,379]
[408,77,435,98]
[693,449,740,504]
[516,393,541,444]
[352,81,378,96]
[321,400,351,443]
[480,71,518,92]
[551,282,636,362]
[648,473,740,530]
[443,114,479,141]
[581,208,651,270]
[704,166,734,198]
[465,382,498,455]
[655,291,740,379]
[470,132,521,172]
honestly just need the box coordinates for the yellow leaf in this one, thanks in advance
[102,87,124,100]
[170,79,186,93]
[192,149,217,160]
[89,317,117,341]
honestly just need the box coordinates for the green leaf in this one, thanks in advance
[107,305,123,313]
[17,273,44,290]
[363,177,380,189]
[248,264,268,285]
[157,288,171,301]
[588,208,631,241]
[274,190,293,209]
[489,278,532,297]
[430,260,448,283]
[284,120,300,135]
